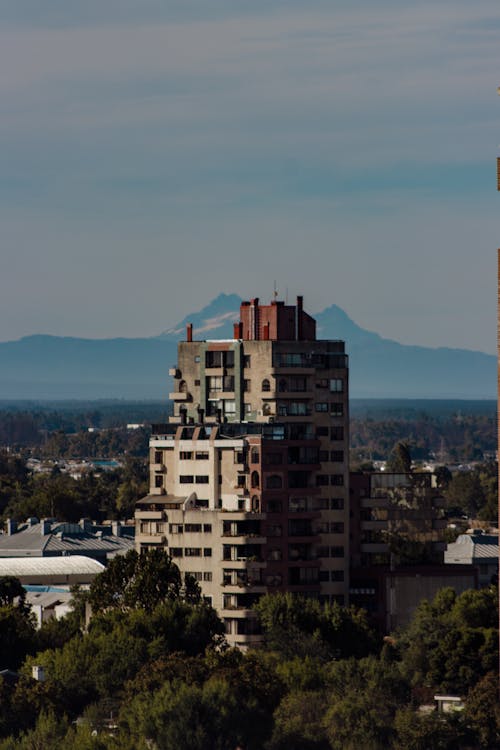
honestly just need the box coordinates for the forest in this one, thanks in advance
[0,549,498,749]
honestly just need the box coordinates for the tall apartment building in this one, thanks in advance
[135,296,349,647]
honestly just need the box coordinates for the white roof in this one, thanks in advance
[0,555,105,577]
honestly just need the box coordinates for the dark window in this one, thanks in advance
[196,451,209,460]
[319,450,329,462]
[331,522,344,534]
[267,499,282,513]
[203,524,212,533]
[315,402,328,412]
[331,546,344,558]
[316,426,329,437]
[316,475,329,487]
[331,451,344,462]
[196,476,209,484]
[331,474,344,486]
[154,475,163,488]
[319,570,330,582]
[331,426,344,441]
[262,379,271,392]
[244,379,251,392]
[331,497,344,510]
[170,548,183,557]
[185,524,202,532]
[251,450,260,463]
[180,452,193,460]
[185,548,201,557]
[204,548,212,557]
[266,474,282,489]
[331,570,344,582]
[154,451,163,464]
[330,403,343,416]
[251,471,260,488]
[244,355,251,368]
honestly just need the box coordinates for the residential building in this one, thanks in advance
[348,471,476,631]
[444,530,498,587]
[0,517,134,563]
[136,296,350,647]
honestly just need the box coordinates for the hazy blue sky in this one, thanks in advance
[1,1,499,352]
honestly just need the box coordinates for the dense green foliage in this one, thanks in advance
[0,580,497,749]
[0,451,147,521]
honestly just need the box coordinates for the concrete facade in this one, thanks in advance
[136,296,350,647]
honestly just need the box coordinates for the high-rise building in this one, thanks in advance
[135,296,349,647]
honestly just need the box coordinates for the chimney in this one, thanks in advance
[41,519,51,536]
[233,322,242,339]
[186,323,193,342]
[6,519,17,536]
[111,521,122,537]
[263,322,270,340]
[250,298,259,340]
[297,295,303,340]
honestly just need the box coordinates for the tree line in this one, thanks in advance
[0,550,498,749]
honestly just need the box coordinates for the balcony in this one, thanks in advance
[136,533,167,544]
[169,391,191,401]
[135,510,166,521]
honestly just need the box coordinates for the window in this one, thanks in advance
[316,426,329,437]
[251,450,260,463]
[179,475,194,484]
[261,379,271,392]
[265,452,282,465]
[154,451,163,464]
[185,524,202,532]
[331,497,344,510]
[319,450,329,462]
[195,475,209,484]
[154,475,163,488]
[267,524,282,537]
[331,426,344,441]
[316,475,329,487]
[315,402,328,412]
[331,546,344,558]
[244,403,252,414]
[224,401,236,415]
[331,522,344,534]
[194,379,200,386]
[140,522,149,534]
[237,476,246,488]
[185,548,201,557]
[203,524,212,533]
[203,572,212,581]
[331,570,344,582]
[251,471,260,488]
[319,570,330,582]
[180,452,193,460]
[169,524,184,534]
[204,548,212,557]
[330,379,343,392]
[191,572,203,581]
[170,548,183,557]
[267,499,282,513]
[331,474,344,486]
[268,548,282,561]
[243,379,251,392]
[330,403,343,417]
[244,355,251,368]
[195,451,209,460]
[331,451,344,462]
[266,474,282,489]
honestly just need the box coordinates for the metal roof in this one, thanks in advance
[0,556,105,577]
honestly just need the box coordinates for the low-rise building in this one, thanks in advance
[444,530,498,587]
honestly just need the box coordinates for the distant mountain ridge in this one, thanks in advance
[0,295,495,399]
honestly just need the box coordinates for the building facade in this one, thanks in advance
[136,296,350,647]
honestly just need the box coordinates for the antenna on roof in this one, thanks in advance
[273,280,278,301]
[285,287,288,304]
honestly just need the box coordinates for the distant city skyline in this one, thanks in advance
[1,1,499,354]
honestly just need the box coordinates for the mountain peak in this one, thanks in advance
[159,293,242,340]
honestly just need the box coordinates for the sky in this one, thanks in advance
[1,0,499,353]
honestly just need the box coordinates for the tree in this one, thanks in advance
[386,442,412,473]
[87,549,184,614]
[0,577,27,609]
